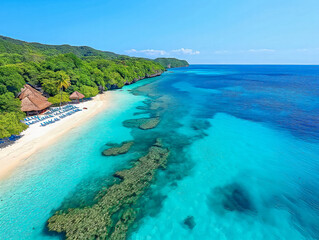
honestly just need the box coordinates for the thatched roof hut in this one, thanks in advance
[21,95,52,112]
[69,91,85,100]
[19,84,52,112]
[19,84,47,101]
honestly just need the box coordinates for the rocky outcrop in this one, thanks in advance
[108,70,164,89]
[127,70,164,85]
[145,71,163,78]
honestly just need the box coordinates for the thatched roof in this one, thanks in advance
[70,91,85,100]
[21,95,52,112]
[19,84,47,101]
[19,84,52,112]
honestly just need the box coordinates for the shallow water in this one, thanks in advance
[1,65,319,239]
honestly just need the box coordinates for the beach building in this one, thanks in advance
[69,91,85,103]
[19,84,52,115]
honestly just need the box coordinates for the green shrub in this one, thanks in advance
[79,85,99,98]
[0,112,27,138]
[48,92,71,105]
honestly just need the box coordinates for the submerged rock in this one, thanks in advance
[122,118,145,128]
[183,216,196,230]
[102,141,134,156]
[207,183,255,215]
[47,140,170,239]
[190,120,211,131]
[122,117,160,130]
[149,102,162,110]
[153,138,163,147]
[147,93,161,99]
[223,185,253,212]
[139,117,160,130]
[136,106,148,110]
[134,111,149,116]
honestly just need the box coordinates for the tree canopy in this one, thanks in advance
[154,58,189,68]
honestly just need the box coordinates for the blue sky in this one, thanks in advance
[0,0,318,64]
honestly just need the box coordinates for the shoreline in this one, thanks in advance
[0,91,120,180]
[0,69,178,180]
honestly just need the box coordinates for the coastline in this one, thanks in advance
[0,91,120,180]
[0,67,186,180]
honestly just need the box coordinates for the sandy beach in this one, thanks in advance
[0,91,120,180]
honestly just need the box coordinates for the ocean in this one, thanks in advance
[0,65,319,239]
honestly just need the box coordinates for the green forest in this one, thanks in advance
[0,36,188,138]
[154,58,189,68]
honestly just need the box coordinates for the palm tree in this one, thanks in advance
[56,71,71,108]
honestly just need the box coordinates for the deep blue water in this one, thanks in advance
[0,65,319,239]
[171,65,319,140]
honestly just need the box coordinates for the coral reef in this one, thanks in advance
[139,117,160,130]
[47,139,169,239]
[102,141,134,156]
[122,117,160,130]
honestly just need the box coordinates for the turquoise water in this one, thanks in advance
[0,88,147,239]
[1,65,319,239]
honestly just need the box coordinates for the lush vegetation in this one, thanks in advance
[0,35,188,139]
[0,92,27,138]
[0,35,119,60]
[48,92,71,105]
[154,58,189,68]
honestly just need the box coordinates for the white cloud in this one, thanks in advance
[125,48,200,57]
[171,48,200,55]
[126,49,167,56]
[247,49,275,53]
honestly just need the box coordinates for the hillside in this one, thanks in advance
[0,35,118,61]
[0,36,189,69]
[154,58,189,68]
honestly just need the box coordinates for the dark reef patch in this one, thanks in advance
[136,106,148,111]
[183,216,196,230]
[207,183,255,215]
[135,190,168,218]
[190,119,211,131]
[133,111,150,116]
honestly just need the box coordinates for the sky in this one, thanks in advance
[0,0,318,64]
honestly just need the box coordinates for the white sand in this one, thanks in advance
[0,91,120,179]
